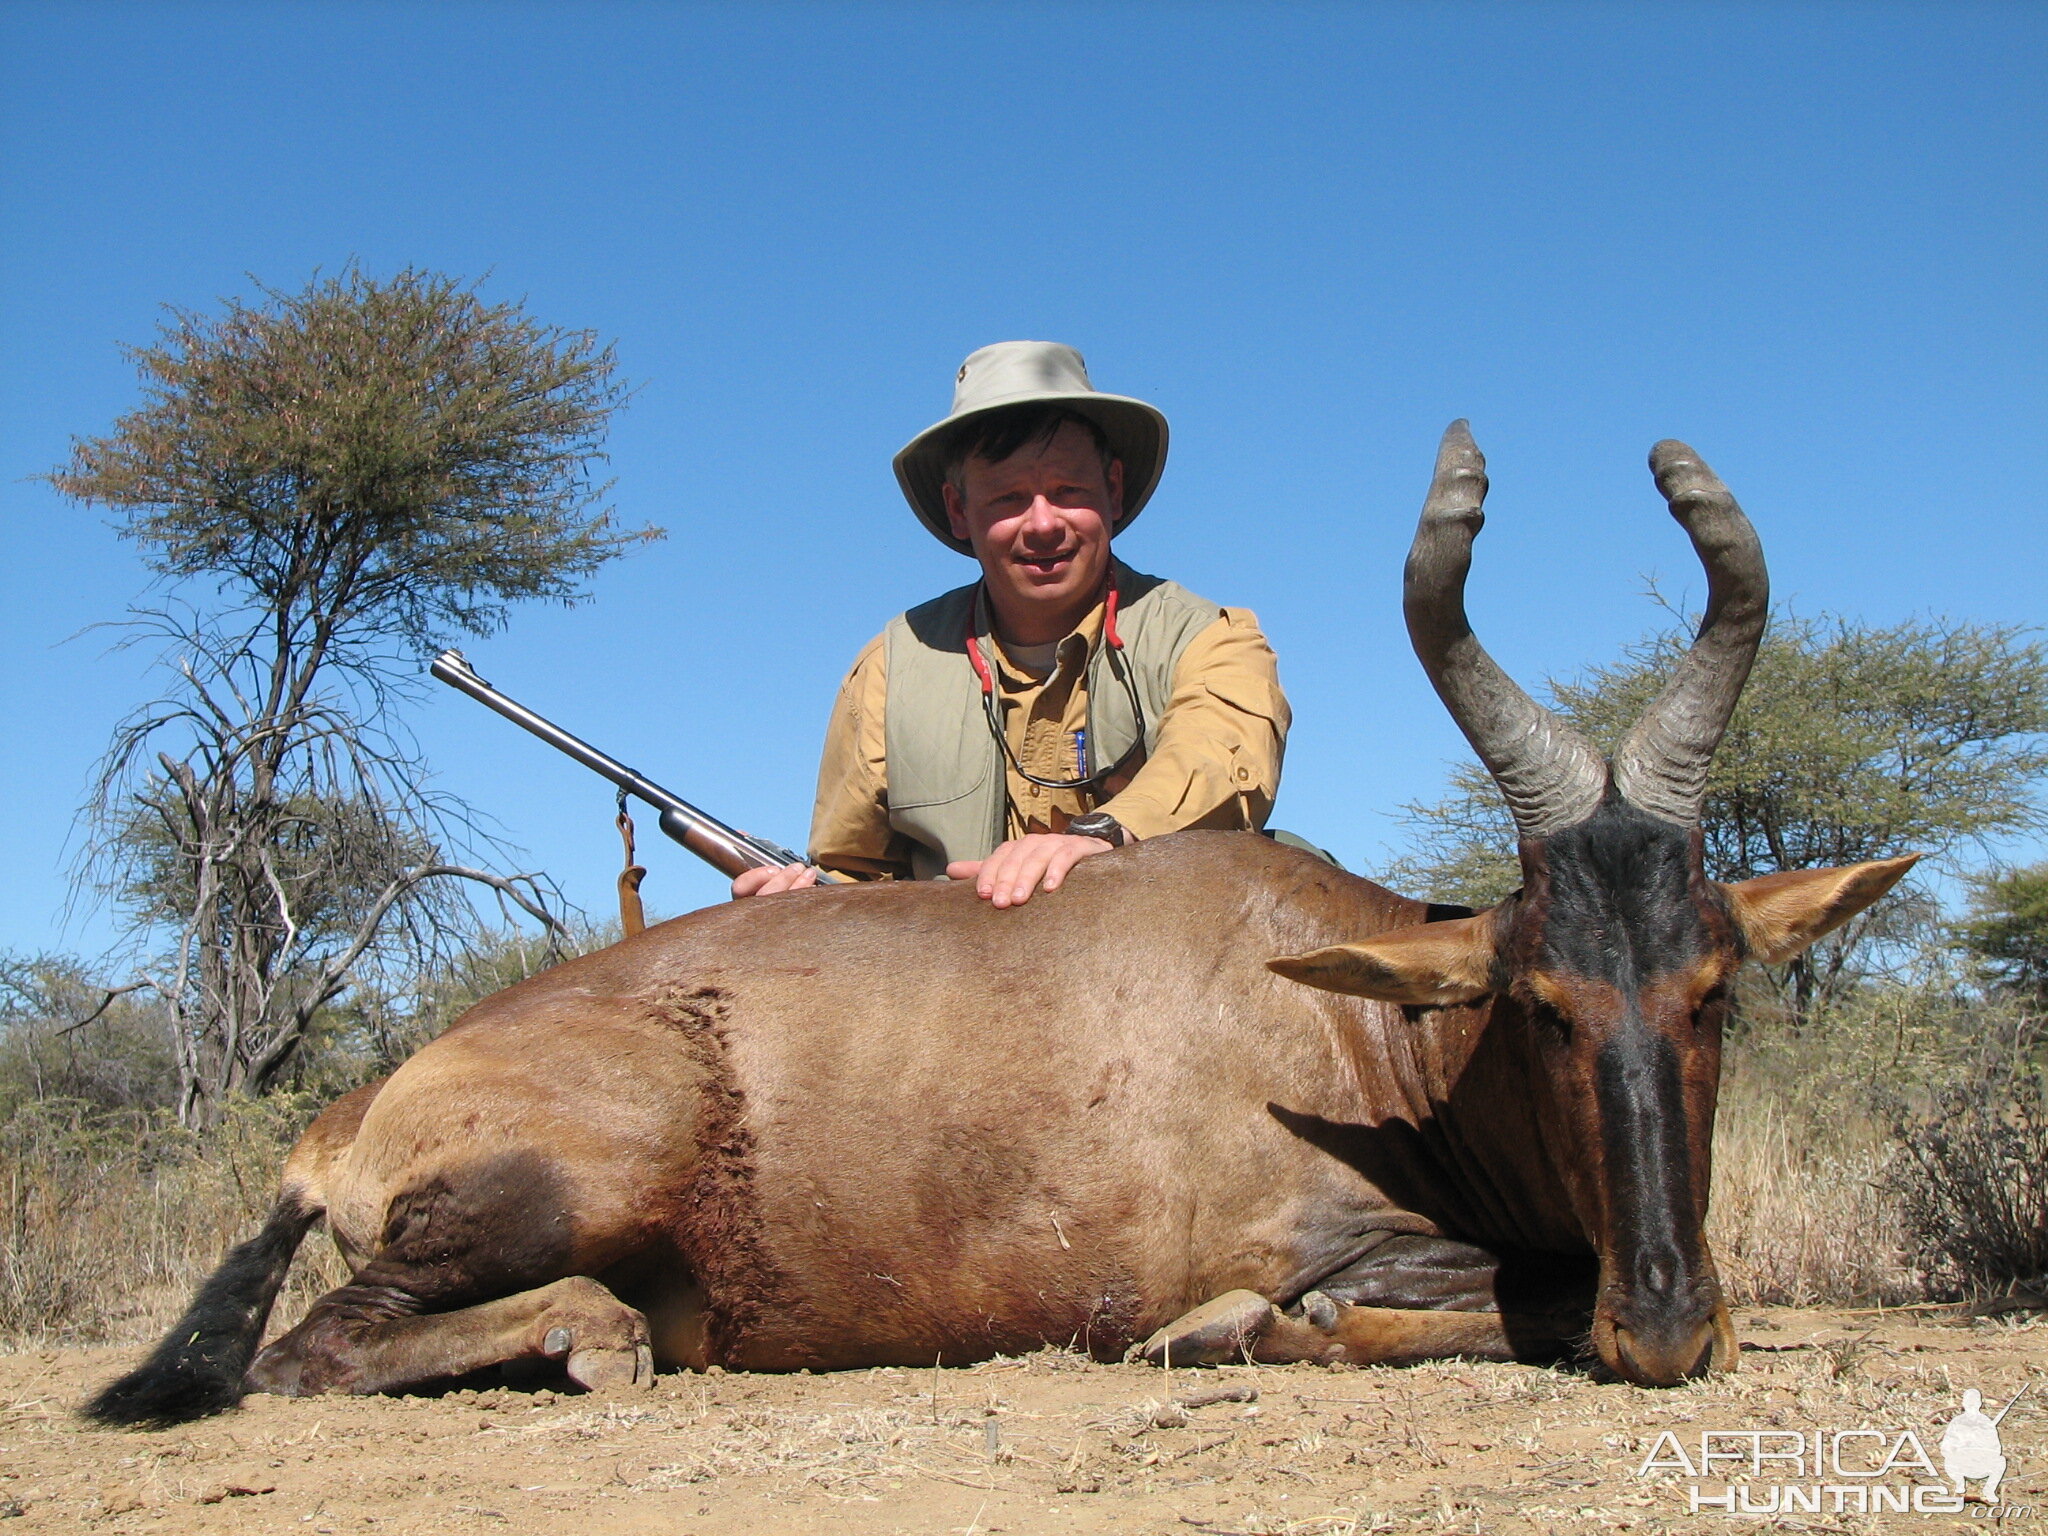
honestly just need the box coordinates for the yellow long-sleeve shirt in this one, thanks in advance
[809,590,1290,878]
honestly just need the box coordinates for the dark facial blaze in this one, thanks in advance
[1512,795,1738,1384]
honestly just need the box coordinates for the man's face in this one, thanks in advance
[943,421,1123,642]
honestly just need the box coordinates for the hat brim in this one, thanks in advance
[893,392,1169,555]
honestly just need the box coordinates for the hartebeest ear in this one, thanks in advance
[1268,914,1497,1005]
[1722,855,1920,965]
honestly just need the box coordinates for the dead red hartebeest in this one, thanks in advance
[90,424,1912,1425]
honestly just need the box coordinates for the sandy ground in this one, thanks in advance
[0,1310,2040,1535]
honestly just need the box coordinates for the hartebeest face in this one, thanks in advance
[1507,802,1739,1383]
[1270,425,1915,1386]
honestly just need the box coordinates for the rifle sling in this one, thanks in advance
[616,801,648,938]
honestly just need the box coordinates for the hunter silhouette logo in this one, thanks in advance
[1941,1387,2021,1504]
[1635,1385,2032,1516]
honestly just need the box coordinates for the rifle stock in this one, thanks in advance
[430,650,846,884]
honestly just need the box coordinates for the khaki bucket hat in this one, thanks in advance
[893,341,1170,555]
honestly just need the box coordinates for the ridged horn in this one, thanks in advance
[1610,441,1770,825]
[1405,421,1608,839]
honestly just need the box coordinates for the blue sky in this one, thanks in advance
[2,1,2042,959]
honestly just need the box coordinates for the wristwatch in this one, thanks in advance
[1066,811,1129,847]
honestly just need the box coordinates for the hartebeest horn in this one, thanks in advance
[1609,442,1769,826]
[1405,422,1608,839]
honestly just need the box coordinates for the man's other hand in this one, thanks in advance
[731,863,821,899]
[947,832,1117,909]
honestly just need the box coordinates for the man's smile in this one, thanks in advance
[1017,549,1078,573]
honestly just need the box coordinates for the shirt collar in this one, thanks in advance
[979,572,1112,689]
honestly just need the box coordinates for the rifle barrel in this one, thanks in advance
[430,650,832,882]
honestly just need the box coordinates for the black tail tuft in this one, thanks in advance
[84,1196,318,1428]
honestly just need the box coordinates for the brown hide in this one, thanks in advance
[314,833,1578,1371]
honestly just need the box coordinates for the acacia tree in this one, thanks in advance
[0,952,174,1116]
[52,267,656,1123]
[1958,862,2048,1004]
[1391,612,2048,1019]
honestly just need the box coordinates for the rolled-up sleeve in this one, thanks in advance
[1096,608,1290,841]
[808,635,915,878]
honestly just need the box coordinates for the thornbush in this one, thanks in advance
[1885,1017,2048,1302]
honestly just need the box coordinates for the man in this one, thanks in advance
[736,341,1289,906]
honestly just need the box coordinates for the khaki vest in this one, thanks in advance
[882,563,1223,877]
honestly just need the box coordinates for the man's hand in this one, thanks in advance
[947,832,1118,909]
[731,863,821,899]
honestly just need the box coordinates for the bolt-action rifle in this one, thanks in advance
[430,652,846,926]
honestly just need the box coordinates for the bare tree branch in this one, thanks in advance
[54,978,160,1037]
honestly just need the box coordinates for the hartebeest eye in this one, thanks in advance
[1520,970,1586,1034]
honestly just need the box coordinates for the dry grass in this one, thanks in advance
[1710,988,2046,1307]
[0,1095,346,1349]
[1707,1076,1919,1306]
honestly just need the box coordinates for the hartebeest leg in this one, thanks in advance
[246,1274,654,1398]
[1307,1233,1594,1359]
[1133,1236,1593,1368]
[1253,1296,1551,1366]
[1309,1232,1514,1310]
[1132,1290,1565,1368]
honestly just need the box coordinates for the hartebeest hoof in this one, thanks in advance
[566,1343,656,1392]
[1131,1290,1275,1366]
[535,1277,655,1393]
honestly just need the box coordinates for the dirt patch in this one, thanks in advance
[0,1310,2040,1534]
